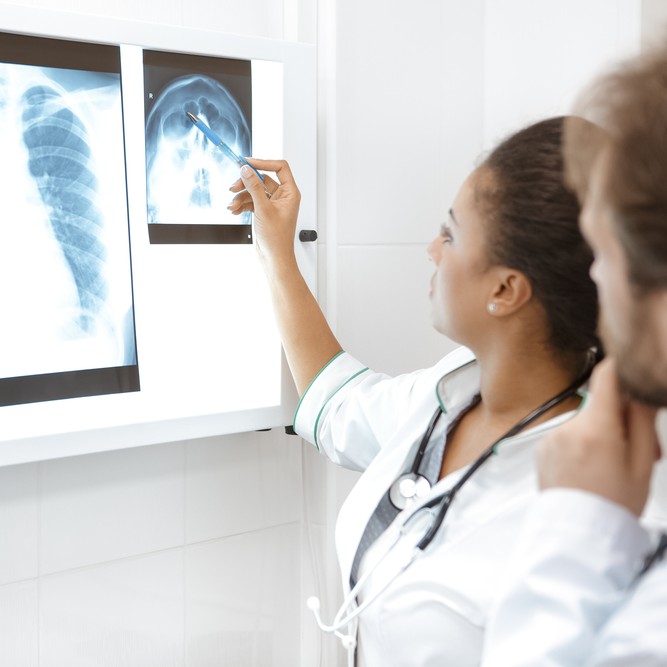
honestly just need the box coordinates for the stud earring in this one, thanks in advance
[487,303,497,314]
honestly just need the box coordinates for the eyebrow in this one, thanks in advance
[448,209,460,227]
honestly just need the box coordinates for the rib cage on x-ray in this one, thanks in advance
[21,84,107,333]
[0,62,136,380]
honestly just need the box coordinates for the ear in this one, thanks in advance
[488,268,533,315]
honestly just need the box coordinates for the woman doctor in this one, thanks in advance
[229,116,600,666]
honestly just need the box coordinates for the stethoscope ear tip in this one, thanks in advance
[306,596,321,611]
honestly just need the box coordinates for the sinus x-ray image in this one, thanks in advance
[0,33,139,407]
[144,50,254,244]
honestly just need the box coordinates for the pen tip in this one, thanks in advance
[186,111,197,123]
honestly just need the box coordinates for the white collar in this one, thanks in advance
[435,357,480,415]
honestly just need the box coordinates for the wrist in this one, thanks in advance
[259,248,300,280]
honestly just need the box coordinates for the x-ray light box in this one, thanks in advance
[0,6,316,466]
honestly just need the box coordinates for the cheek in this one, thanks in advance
[431,263,455,327]
[434,260,457,302]
[597,258,632,337]
[592,255,616,307]
[432,261,478,336]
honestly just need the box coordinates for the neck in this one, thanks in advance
[473,344,586,423]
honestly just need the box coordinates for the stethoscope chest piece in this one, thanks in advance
[389,472,432,510]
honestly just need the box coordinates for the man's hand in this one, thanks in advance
[538,358,660,516]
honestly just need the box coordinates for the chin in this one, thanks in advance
[617,361,667,407]
[610,336,667,406]
[431,317,451,338]
[601,309,667,407]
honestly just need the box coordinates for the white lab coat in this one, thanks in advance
[294,347,585,667]
[480,488,667,667]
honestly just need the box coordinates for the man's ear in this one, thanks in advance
[487,268,533,315]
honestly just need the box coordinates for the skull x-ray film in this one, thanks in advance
[143,50,254,244]
[0,32,139,407]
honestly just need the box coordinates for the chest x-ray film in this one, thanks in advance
[144,50,253,244]
[0,33,139,407]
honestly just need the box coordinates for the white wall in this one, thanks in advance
[642,0,667,46]
[323,0,640,379]
[316,1,643,664]
[483,0,640,148]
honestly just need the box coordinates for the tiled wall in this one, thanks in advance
[0,432,305,667]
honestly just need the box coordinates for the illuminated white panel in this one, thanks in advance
[252,59,284,159]
[0,6,315,466]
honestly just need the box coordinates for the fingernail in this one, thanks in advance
[241,165,253,178]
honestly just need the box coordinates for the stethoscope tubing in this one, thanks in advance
[310,357,597,653]
[311,503,435,635]
[409,406,444,475]
[402,362,596,551]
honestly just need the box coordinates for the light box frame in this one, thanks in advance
[0,6,316,466]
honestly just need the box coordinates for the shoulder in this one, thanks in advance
[292,346,474,451]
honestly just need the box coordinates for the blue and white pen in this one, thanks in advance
[186,111,271,198]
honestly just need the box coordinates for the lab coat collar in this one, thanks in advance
[434,355,592,419]
[435,357,480,415]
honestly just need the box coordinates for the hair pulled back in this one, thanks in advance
[480,116,599,356]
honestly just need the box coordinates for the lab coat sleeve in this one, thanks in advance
[480,488,651,667]
[584,558,667,666]
[292,348,472,471]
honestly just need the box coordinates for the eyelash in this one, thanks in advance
[440,226,453,243]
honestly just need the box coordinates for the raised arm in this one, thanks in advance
[229,159,342,395]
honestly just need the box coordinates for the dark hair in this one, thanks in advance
[478,116,599,355]
[564,44,667,292]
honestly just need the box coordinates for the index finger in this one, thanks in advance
[578,358,629,452]
[626,400,660,473]
[244,158,296,187]
[585,358,624,415]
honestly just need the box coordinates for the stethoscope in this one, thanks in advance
[308,360,596,663]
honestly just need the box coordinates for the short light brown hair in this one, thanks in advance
[563,43,667,292]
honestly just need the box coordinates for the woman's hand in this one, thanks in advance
[228,158,342,394]
[228,158,301,267]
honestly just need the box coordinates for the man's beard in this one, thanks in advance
[599,306,667,407]
[617,358,667,406]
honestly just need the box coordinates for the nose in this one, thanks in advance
[427,236,441,263]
